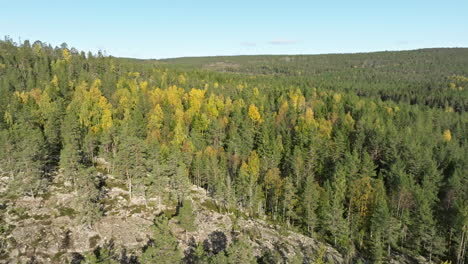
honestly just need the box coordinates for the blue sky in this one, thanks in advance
[1,0,467,59]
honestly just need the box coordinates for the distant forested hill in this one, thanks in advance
[162,48,468,111]
[0,39,467,263]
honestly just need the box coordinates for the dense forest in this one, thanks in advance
[0,38,467,264]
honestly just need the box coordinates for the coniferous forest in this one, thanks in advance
[0,38,467,263]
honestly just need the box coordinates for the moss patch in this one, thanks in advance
[201,199,219,212]
[32,214,50,221]
[57,207,77,218]
[89,234,101,248]
[163,208,177,218]
[129,205,146,215]
[9,207,30,220]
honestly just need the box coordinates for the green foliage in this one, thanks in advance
[224,237,256,264]
[0,39,467,263]
[141,215,182,263]
[302,174,320,235]
[177,199,196,232]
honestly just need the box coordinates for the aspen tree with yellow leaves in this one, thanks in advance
[248,104,262,123]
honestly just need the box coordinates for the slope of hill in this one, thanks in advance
[2,172,348,263]
[162,48,468,111]
[0,40,467,263]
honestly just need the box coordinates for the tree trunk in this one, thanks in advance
[128,174,132,202]
[458,227,466,264]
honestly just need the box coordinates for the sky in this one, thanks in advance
[1,0,467,59]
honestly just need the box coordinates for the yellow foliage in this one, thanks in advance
[29,88,42,102]
[14,91,29,103]
[297,95,306,110]
[369,101,377,111]
[221,116,229,126]
[289,89,304,110]
[317,118,332,139]
[213,82,219,89]
[36,91,54,125]
[235,98,245,108]
[253,87,259,96]
[224,97,233,113]
[247,150,260,182]
[248,104,262,123]
[173,121,186,141]
[101,108,113,131]
[330,112,339,124]
[140,81,148,93]
[356,100,365,110]
[149,88,165,105]
[4,111,13,126]
[62,48,71,62]
[167,85,184,109]
[174,108,185,121]
[51,75,59,88]
[443,129,452,142]
[351,176,374,219]
[188,88,206,113]
[333,93,342,104]
[264,168,283,196]
[344,112,355,128]
[90,79,102,96]
[276,101,289,124]
[32,43,42,54]
[206,94,220,118]
[172,121,187,146]
[386,107,393,115]
[205,146,216,157]
[304,107,317,127]
[74,80,113,133]
[214,95,225,113]
[99,97,113,131]
[178,74,186,85]
[129,72,140,79]
[148,104,164,129]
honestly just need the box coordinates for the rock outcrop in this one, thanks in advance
[1,175,348,263]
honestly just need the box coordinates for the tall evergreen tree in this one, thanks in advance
[141,215,182,263]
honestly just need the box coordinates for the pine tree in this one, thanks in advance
[283,177,297,226]
[328,166,350,252]
[114,125,147,201]
[7,122,46,197]
[370,178,390,263]
[302,174,320,236]
[177,199,196,232]
[141,215,182,263]
[60,105,84,190]
[75,167,102,228]
[225,237,256,264]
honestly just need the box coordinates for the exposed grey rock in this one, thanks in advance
[2,181,345,263]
